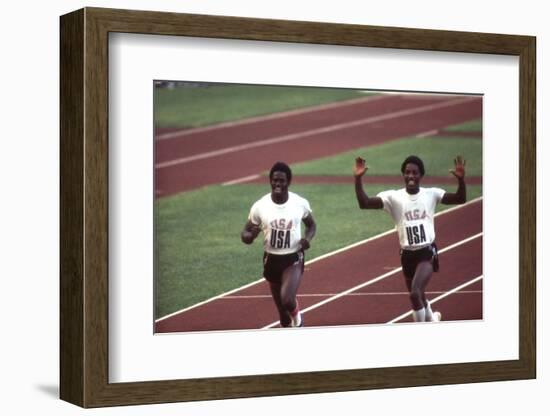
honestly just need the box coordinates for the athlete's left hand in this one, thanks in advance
[299,238,310,251]
[449,155,466,179]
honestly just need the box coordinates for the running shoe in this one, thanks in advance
[292,312,304,327]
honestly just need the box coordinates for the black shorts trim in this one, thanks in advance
[400,243,439,280]
[263,251,305,283]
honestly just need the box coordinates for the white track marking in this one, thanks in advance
[433,232,482,252]
[155,197,482,323]
[156,97,477,169]
[155,278,263,323]
[224,290,482,299]
[387,275,484,323]
[222,174,261,186]
[261,232,483,328]
[156,95,387,141]
[306,196,481,267]
[416,129,439,138]
[222,174,260,186]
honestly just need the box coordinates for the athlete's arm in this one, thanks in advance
[241,220,261,244]
[299,213,317,250]
[441,155,467,205]
[354,157,384,209]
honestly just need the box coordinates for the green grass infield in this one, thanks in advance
[290,135,482,177]
[443,118,482,132]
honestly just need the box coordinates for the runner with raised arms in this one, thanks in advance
[353,155,467,322]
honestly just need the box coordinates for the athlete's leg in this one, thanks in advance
[415,264,440,321]
[280,262,304,327]
[404,276,413,292]
[408,276,439,321]
[268,281,291,327]
[409,261,433,322]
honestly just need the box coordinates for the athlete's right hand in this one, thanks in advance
[353,157,368,177]
[449,155,466,179]
[241,221,261,244]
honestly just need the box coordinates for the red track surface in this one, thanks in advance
[155,94,482,196]
[246,175,483,186]
[154,93,483,333]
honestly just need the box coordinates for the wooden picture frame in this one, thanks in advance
[60,7,536,408]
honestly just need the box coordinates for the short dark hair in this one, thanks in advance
[269,161,292,183]
[401,155,425,176]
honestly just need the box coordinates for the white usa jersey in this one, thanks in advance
[377,187,445,250]
[248,192,312,255]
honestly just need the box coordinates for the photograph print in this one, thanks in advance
[153,81,483,333]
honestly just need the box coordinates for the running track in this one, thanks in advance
[156,198,482,332]
[155,93,483,332]
[155,94,482,196]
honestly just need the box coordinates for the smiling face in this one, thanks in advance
[270,171,290,203]
[403,162,423,194]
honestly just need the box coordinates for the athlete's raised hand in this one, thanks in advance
[354,157,368,178]
[449,155,466,179]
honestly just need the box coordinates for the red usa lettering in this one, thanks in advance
[404,209,427,221]
[269,218,293,230]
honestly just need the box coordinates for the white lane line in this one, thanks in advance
[156,95,387,141]
[387,275,484,323]
[154,197,482,323]
[155,279,263,323]
[416,129,439,138]
[261,232,483,329]
[307,196,481,267]
[222,174,261,186]
[223,290,482,299]
[155,96,478,169]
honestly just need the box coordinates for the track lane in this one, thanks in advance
[155,95,482,196]
[300,237,482,327]
[155,95,446,160]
